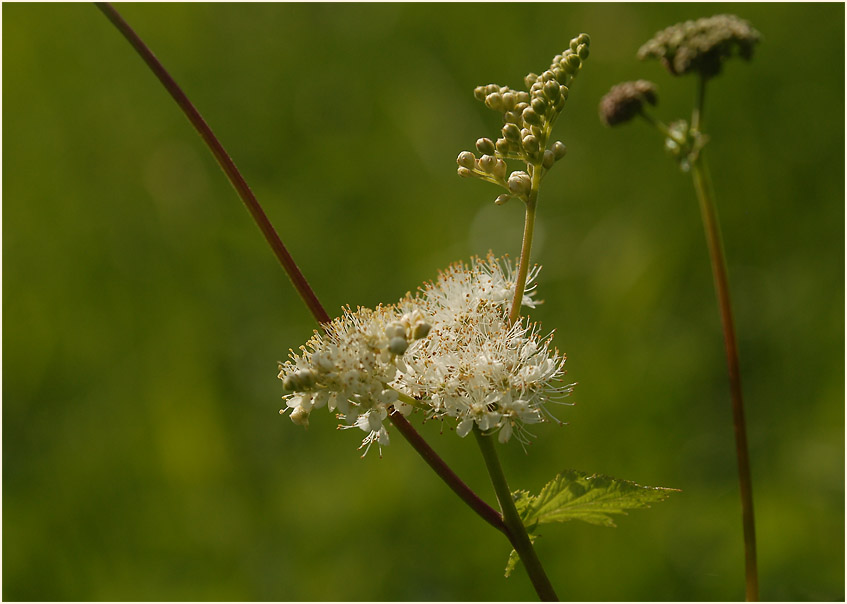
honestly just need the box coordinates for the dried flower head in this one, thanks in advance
[599,80,659,126]
[637,14,761,78]
[278,255,571,454]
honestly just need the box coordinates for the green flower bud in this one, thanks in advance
[283,368,318,392]
[569,38,579,52]
[522,107,542,126]
[524,72,539,88]
[385,321,406,340]
[516,91,531,104]
[289,405,310,427]
[551,141,567,160]
[495,137,510,154]
[476,137,496,155]
[474,86,487,101]
[282,374,298,392]
[478,154,496,173]
[485,92,504,112]
[457,167,473,178]
[542,149,555,169]
[531,96,548,115]
[388,336,409,355]
[551,66,565,82]
[502,91,517,111]
[522,134,540,153]
[457,151,476,169]
[502,123,521,141]
[492,158,507,181]
[494,193,512,205]
[485,83,500,95]
[543,80,560,102]
[577,33,591,46]
[504,110,521,124]
[540,70,555,82]
[577,43,590,60]
[411,322,432,340]
[565,54,581,72]
[507,171,531,197]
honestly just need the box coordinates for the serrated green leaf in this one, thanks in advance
[516,469,679,528]
[504,534,537,578]
[504,470,678,577]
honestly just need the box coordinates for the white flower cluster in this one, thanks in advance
[278,254,572,455]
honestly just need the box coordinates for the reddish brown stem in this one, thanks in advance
[388,409,507,534]
[95,2,330,325]
[96,2,508,553]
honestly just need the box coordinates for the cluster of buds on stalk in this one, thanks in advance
[457,33,590,205]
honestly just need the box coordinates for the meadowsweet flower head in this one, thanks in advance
[637,14,761,79]
[278,254,572,454]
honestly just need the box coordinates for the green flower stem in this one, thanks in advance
[508,165,542,325]
[637,109,676,142]
[99,5,511,581]
[690,151,759,602]
[388,408,507,534]
[95,2,330,325]
[474,428,558,601]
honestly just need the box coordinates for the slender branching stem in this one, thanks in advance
[95,2,330,324]
[508,165,542,325]
[388,409,507,534]
[638,109,675,141]
[474,428,558,601]
[96,1,511,570]
[691,74,707,134]
[690,152,759,602]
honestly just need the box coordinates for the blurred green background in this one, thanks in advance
[3,3,844,601]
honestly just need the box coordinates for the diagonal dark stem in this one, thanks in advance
[95,2,330,325]
[389,409,506,534]
[95,1,507,549]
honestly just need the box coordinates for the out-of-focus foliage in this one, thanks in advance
[3,3,843,601]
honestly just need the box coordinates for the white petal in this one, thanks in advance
[456,418,475,438]
[498,421,513,443]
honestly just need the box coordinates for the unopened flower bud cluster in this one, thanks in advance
[456,34,590,205]
[278,255,571,454]
[637,14,761,78]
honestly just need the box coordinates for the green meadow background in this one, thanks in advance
[4,3,844,601]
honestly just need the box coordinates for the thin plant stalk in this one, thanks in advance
[474,428,558,601]
[94,2,330,326]
[95,0,510,562]
[639,79,759,599]
[389,408,507,534]
[690,147,759,602]
[508,166,542,325]
[497,163,559,600]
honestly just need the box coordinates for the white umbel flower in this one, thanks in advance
[278,254,572,453]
